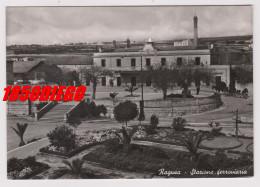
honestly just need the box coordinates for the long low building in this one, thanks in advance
[93,39,231,87]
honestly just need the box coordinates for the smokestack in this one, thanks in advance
[126,38,130,48]
[193,15,198,48]
[113,40,117,48]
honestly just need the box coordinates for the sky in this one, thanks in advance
[6,6,253,45]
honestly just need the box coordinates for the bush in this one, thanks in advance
[37,102,48,111]
[114,101,139,126]
[208,122,222,136]
[7,157,24,173]
[97,105,107,116]
[196,154,213,170]
[143,125,157,135]
[47,125,76,151]
[150,114,159,129]
[77,100,107,118]
[172,117,186,131]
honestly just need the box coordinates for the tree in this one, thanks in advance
[112,126,138,154]
[42,64,64,85]
[109,92,118,107]
[64,71,80,86]
[148,63,174,100]
[233,65,253,85]
[63,157,85,178]
[193,66,215,95]
[174,61,215,98]
[125,85,138,97]
[10,123,28,147]
[113,100,139,127]
[80,65,113,99]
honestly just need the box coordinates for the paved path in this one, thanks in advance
[7,138,49,160]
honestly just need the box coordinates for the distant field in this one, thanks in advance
[7,54,94,65]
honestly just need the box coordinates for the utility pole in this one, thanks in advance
[235,109,239,138]
[232,108,240,138]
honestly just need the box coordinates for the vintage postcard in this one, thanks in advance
[5,5,253,180]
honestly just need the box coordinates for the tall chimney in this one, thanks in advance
[126,38,130,48]
[113,40,117,48]
[193,15,198,48]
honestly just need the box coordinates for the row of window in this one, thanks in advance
[101,57,201,67]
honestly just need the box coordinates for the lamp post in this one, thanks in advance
[141,56,144,101]
[138,54,145,123]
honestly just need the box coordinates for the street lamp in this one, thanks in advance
[138,54,145,123]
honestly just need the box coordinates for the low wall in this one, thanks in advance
[7,98,47,116]
[7,100,31,115]
[35,101,58,121]
[64,100,85,122]
[94,94,223,118]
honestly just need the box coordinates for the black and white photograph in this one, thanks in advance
[4,4,254,180]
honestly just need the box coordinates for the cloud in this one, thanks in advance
[6,6,253,45]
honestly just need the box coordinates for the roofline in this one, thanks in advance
[93,49,211,58]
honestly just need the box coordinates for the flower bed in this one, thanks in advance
[40,129,119,158]
[7,156,49,179]
[84,143,253,178]
[133,128,250,157]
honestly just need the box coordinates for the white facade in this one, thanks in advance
[174,39,192,47]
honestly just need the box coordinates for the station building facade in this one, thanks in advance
[93,40,230,88]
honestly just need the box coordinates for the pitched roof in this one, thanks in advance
[13,60,44,73]
[7,54,93,66]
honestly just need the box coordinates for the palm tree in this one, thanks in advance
[112,126,138,154]
[109,92,118,108]
[125,85,138,97]
[10,123,28,147]
[63,158,85,178]
[180,130,204,162]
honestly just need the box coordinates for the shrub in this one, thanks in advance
[23,156,37,167]
[172,117,186,131]
[7,157,24,173]
[114,100,139,126]
[37,102,48,111]
[88,101,99,117]
[196,154,213,170]
[150,114,159,129]
[208,122,222,136]
[97,105,107,116]
[180,130,204,162]
[78,100,107,118]
[143,125,157,135]
[63,157,85,178]
[47,125,76,151]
